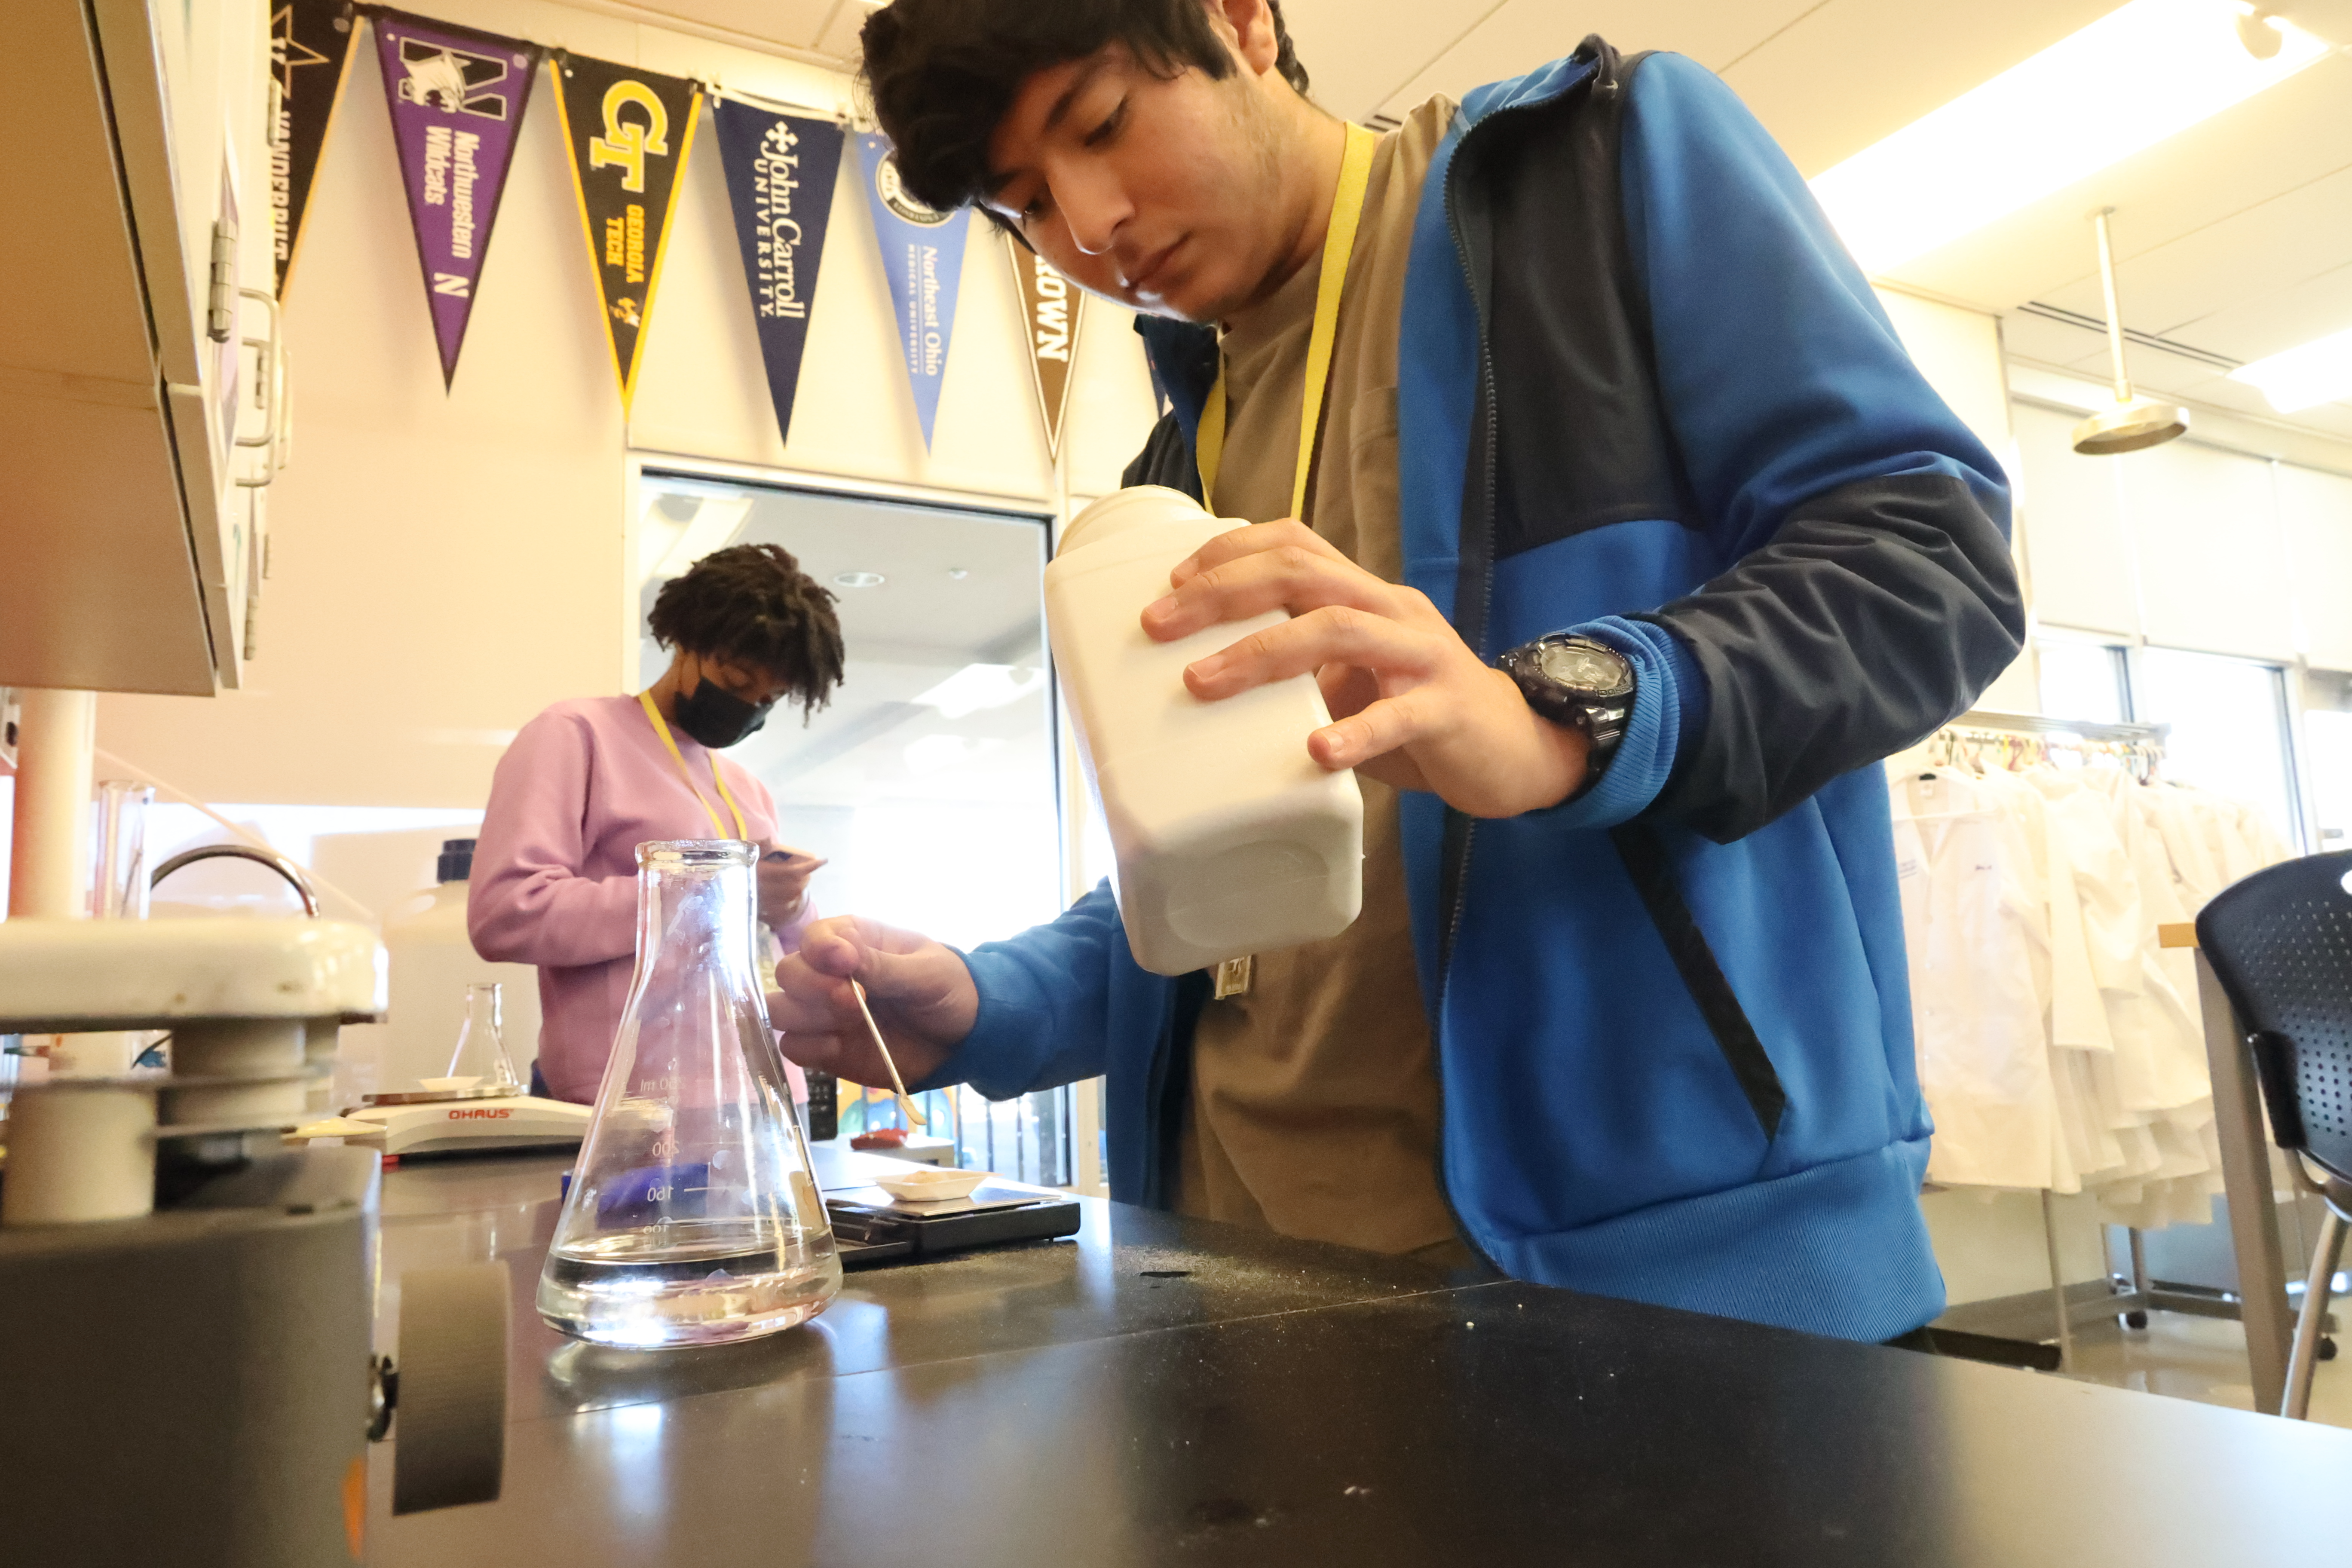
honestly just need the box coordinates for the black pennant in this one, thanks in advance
[270,0,360,294]
[549,51,703,411]
[711,97,844,450]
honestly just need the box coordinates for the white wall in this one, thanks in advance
[1875,287,2041,715]
[2011,386,2352,672]
[94,0,1158,816]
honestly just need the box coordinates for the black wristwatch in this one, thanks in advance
[1496,634,1634,774]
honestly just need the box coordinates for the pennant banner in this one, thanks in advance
[373,11,540,386]
[551,53,702,411]
[270,0,359,295]
[855,132,968,449]
[712,97,844,450]
[1006,234,1083,459]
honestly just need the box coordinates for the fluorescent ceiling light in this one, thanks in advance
[914,663,1044,720]
[1811,0,2330,274]
[2229,324,2352,412]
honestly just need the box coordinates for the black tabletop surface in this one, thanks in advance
[365,1153,2352,1566]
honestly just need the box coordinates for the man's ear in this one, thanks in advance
[1206,0,1283,78]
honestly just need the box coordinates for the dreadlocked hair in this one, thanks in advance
[860,0,1311,216]
[648,543,846,722]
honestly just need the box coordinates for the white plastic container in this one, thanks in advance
[375,842,542,1095]
[1046,486,1363,976]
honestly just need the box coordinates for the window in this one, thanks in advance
[2034,630,2302,849]
[637,472,1073,1182]
[2130,646,2299,848]
[2304,672,2352,853]
[2036,632,2130,725]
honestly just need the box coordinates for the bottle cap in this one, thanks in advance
[437,839,477,884]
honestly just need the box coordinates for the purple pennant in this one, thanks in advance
[373,11,541,387]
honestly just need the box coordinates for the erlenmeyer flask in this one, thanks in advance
[446,981,523,1093]
[537,841,840,1347]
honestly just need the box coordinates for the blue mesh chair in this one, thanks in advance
[2196,849,2352,1420]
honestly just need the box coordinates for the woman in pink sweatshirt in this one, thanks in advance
[469,545,846,1103]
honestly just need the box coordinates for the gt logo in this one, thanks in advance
[590,80,669,193]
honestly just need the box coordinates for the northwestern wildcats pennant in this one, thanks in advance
[373,11,539,386]
[1006,234,1083,459]
[855,132,968,449]
[270,0,359,295]
[551,53,702,412]
[712,97,844,450]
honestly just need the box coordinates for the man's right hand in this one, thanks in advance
[766,915,976,1090]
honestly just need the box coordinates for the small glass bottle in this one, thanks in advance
[537,841,840,1348]
[446,981,522,1094]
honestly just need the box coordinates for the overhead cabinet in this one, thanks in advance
[0,0,282,696]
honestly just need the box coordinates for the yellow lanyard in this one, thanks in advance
[1197,122,1378,519]
[638,689,750,841]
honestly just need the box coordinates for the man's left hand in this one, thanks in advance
[1141,521,1592,819]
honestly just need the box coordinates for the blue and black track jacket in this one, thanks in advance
[925,40,2024,1341]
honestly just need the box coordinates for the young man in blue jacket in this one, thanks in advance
[772,0,2025,1342]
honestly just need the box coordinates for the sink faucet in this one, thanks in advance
[151,844,322,918]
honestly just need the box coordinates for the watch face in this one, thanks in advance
[1536,641,1629,695]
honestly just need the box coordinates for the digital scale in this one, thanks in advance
[824,1182,1083,1269]
[543,1159,1083,1270]
[293,1084,593,1161]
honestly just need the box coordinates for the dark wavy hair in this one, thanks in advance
[860,0,1311,217]
[647,543,846,720]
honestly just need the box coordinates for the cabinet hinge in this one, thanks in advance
[207,220,238,342]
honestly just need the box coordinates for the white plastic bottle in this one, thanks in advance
[1046,486,1363,976]
[376,839,543,1095]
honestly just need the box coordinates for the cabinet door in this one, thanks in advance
[92,0,275,687]
[0,0,214,694]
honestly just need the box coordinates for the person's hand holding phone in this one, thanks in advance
[756,844,826,928]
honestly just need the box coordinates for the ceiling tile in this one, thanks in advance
[1881,55,2352,311]
[812,0,867,63]
[626,0,842,51]
[2165,263,2352,364]
[1723,0,2120,176]
[2163,373,2352,441]
[1273,0,1518,123]
[2037,165,2352,335]
[2000,308,2109,371]
[1368,0,1813,125]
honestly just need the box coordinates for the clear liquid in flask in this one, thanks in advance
[539,1216,839,1348]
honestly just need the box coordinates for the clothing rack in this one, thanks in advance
[1929,710,2168,788]
[1916,710,2333,1377]
[1946,709,2168,744]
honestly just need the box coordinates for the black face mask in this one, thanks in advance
[673,678,772,749]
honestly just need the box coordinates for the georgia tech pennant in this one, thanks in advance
[550,53,702,412]
[711,96,844,450]
[372,11,540,386]
[854,132,968,449]
[270,0,358,295]
[1006,234,1083,460]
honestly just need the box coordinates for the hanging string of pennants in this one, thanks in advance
[256,4,1084,455]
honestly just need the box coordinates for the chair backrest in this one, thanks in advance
[2196,850,2352,1185]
